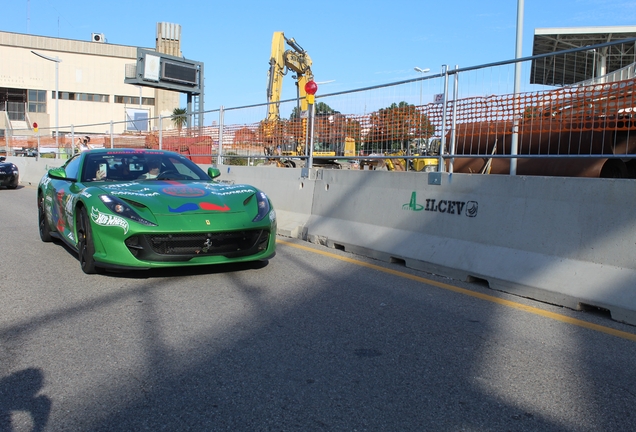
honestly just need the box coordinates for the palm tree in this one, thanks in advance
[171,107,187,134]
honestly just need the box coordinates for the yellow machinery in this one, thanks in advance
[264,32,356,168]
[267,32,313,125]
[343,137,356,157]
[361,147,439,172]
[410,156,439,172]
[264,31,313,163]
[312,137,356,158]
[408,138,440,172]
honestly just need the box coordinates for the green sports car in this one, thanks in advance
[37,148,276,274]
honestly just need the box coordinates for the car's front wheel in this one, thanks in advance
[78,207,99,274]
[38,193,53,242]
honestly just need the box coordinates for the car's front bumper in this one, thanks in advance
[90,211,277,269]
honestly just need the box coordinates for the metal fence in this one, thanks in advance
[3,37,636,177]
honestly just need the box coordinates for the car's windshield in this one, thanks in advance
[81,151,210,182]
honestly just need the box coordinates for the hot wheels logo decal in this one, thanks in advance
[91,207,129,234]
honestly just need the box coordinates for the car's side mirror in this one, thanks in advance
[208,167,221,179]
[48,168,75,181]
[0,156,5,162]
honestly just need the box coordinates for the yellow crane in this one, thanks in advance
[263,32,314,164]
[267,31,314,124]
[264,32,355,168]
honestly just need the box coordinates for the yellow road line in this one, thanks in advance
[277,239,636,342]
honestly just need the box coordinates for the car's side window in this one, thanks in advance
[64,156,82,180]
[80,155,106,182]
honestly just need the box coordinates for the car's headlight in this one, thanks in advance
[99,195,156,226]
[246,191,271,222]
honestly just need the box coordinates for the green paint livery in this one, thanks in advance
[37,148,276,274]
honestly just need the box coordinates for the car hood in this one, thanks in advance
[95,180,260,216]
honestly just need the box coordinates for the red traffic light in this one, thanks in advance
[33,122,38,128]
[304,80,318,95]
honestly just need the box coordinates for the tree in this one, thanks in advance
[365,101,435,153]
[315,102,339,116]
[289,101,339,119]
[171,107,187,133]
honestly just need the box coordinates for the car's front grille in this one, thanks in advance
[125,230,270,262]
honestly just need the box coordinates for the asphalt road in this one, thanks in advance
[1,185,636,431]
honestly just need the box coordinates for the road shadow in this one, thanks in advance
[102,259,271,279]
[0,368,51,432]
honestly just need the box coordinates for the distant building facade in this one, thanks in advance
[0,22,183,142]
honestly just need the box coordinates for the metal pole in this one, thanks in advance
[448,65,460,173]
[510,0,524,175]
[6,124,11,156]
[186,93,192,131]
[70,124,74,157]
[109,121,114,148]
[158,115,163,150]
[54,60,59,157]
[307,102,315,169]
[198,63,205,136]
[31,51,61,158]
[440,65,449,172]
[217,106,224,166]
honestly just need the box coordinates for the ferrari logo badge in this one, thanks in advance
[206,220,210,225]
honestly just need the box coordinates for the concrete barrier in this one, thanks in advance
[9,157,64,186]
[303,170,636,326]
[204,164,316,238]
[11,157,636,325]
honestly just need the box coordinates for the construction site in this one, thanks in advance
[3,26,636,178]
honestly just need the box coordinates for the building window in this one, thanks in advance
[115,95,155,106]
[51,91,109,103]
[28,89,46,113]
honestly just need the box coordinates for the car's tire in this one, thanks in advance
[78,207,99,274]
[38,193,53,243]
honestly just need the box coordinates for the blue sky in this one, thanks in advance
[2,0,636,111]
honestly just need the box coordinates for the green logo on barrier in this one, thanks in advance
[403,191,479,217]
[402,191,424,211]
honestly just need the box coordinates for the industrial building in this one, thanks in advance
[0,22,186,148]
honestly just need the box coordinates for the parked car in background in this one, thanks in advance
[0,156,19,189]
[15,147,38,157]
[37,148,277,274]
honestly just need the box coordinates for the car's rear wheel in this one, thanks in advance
[78,207,99,274]
[38,193,53,242]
